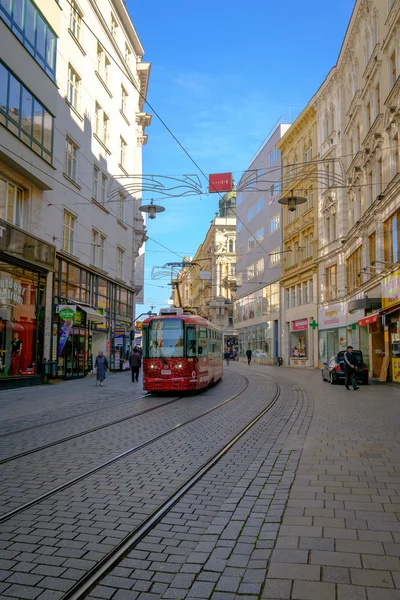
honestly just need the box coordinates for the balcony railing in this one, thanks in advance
[384,74,400,110]
[362,113,383,150]
[346,90,361,118]
[362,44,380,84]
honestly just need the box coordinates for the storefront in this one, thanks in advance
[53,256,134,378]
[234,282,279,363]
[290,319,308,361]
[381,271,400,383]
[0,219,55,389]
[318,301,366,368]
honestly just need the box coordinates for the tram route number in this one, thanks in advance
[161,369,171,375]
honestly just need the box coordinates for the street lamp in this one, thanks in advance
[278,190,307,212]
[139,199,165,219]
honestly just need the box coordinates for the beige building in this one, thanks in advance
[171,193,237,349]
[317,0,400,382]
[277,104,319,367]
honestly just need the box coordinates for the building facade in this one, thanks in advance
[234,122,290,362]
[172,193,237,349]
[277,106,319,368]
[316,0,400,382]
[0,0,150,387]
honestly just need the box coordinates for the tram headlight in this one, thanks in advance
[150,364,156,369]
[176,363,183,369]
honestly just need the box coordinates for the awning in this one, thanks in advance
[358,313,379,326]
[379,302,400,317]
[77,305,105,324]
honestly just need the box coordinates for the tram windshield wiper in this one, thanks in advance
[158,347,168,364]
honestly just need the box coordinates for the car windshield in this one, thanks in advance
[148,318,184,358]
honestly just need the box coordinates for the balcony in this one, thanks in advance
[362,44,381,88]
[346,150,363,175]
[346,90,361,118]
[362,113,383,150]
[384,75,400,110]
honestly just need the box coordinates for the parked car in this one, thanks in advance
[321,350,369,385]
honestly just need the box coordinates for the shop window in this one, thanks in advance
[384,210,400,263]
[0,62,53,162]
[0,261,42,378]
[0,177,25,228]
[291,331,307,358]
[325,264,337,301]
[346,246,362,292]
[63,211,76,255]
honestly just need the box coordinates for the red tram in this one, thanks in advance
[142,309,223,392]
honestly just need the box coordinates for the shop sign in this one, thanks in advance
[57,305,76,357]
[292,319,308,331]
[115,335,124,347]
[382,271,400,310]
[0,275,26,306]
[208,173,232,193]
[58,306,76,321]
[358,313,379,327]
[319,303,346,329]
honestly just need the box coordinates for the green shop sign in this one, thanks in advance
[58,306,76,321]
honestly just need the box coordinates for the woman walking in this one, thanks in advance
[95,350,108,386]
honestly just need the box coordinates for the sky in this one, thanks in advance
[127,0,355,316]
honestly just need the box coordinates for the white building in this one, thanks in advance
[0,0,151,386]
[234,121,290,362]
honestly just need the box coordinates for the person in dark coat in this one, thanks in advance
[343,345,359,390]
[246,348,252,365]
[95,351,108,386]
[129,347,142,382]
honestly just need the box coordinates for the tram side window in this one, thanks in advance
[198,327,208,356]
[186,326,197,357]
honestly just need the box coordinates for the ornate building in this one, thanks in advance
[277,104,319,367]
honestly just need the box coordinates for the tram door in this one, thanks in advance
[64,327,86,378]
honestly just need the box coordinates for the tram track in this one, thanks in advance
[0,394,183,465]
[60,372,281,600]
[0,376,250,525]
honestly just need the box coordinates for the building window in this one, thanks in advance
[92,230,105,269]
[256,197,264,214]
[269,148,280,166]
[118,192,126,224]
[384,210,400,263]
[290,286,296,307]
[367,170,373,208]
[255,257,264,276]
[247,206,255,222]
[309,278,313,303]
[121,86,127,114]
[101,173,107,205]
[70,1,82,43]
[0,0,57,80]
[369,231,376,277]
[228,239,234,253]
[377,159,383,194]
[0,62,53,162]
[117,247,124,279]
[296,284,302,306]
[346,246,362,293]
[110,13,118,39]
[120,136,127,169]
[390,50,397,88]
[255,226,264,242]
[236,192,242,206]
[304,235,309,258]
[67,64,80,111]
[332,213,337,240]
[366,101,371,130]
[303,281,308,304]
[94,102,108,146]
[326,215,331,243]
[325,265,337,301]
[269,213,280,233]
[63,211,76,254]
[229,262,236,276]
[247,236,256,251]
[65,137,78,182]
[375,82,381,116]
[270,247,281,267]
[97,43,110,85]
[0,177,25,228]
[124,43,131,65]
[92,165,99,201]
[237,221,242,233]
[391,133,399,179]
[247,264,255,280]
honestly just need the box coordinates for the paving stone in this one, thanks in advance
[350,567,394,587]
[291,580,335,600]
[268,563,320,581]
[322,566,350,584]
[337,584,367,600]
[261,579,292,599]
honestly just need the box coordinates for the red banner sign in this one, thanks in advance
[208,173,233,193]
[358,313,379,327]
[292,319,308,331]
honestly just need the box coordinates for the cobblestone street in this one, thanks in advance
[0,365,399,600]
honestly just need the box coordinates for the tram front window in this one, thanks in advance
[148,319,184,358]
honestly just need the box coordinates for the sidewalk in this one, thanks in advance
[257,365,400,600]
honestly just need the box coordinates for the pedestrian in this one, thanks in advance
[129,346,142,382]
[343,345,359,390]
[224,350,230,366]
[95,350,108,387]
[246,348,252,365]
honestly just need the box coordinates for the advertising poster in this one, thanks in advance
[57,305,76,356]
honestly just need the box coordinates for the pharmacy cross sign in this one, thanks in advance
[309,319,318,330]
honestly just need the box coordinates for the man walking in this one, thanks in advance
[129,347,142,383]
[344,345,359,390]
[246,348,252,365]
[95,350,108,387]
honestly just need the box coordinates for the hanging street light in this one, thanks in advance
[139,198,165,219]
[278,190,307,212]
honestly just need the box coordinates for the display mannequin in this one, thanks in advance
[10,333,23,375]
